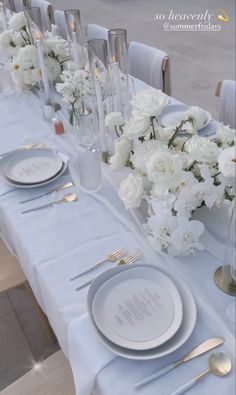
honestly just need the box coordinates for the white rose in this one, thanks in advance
[110,153,127,171]
[185,106,209,130]
[157,125,175,141]
[105,112,124,129]
[45,56,61,81]
[131,140,161,172]
[218,147,236,178]
[184,135,219,164]
[0,31,13,50]
[123,116,150,139]
[118,173,144,209]
[8,12,26,31]
[131,89,169,117]
[23,68,40,86]
[146,150,184,186]
[216,123,235,146]
[115,136,132,157]
[16,45,37,69]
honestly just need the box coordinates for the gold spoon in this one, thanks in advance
[169,352,231,395]
[21,193,77,214]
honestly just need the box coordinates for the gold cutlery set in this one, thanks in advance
[134,337,231,393]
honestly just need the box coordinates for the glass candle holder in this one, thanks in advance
[214,204,236,296]
[64,9,85,68]
[73,111,102,192]
[88,38,112,160]
[108,28,130,117]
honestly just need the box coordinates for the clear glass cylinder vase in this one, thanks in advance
[214,202,236,296]
[64,9,85,68]
[108,28,130,118]
[73,112,102,192]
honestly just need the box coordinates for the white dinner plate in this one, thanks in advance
[92,266,183,350]
[88,264,197,360]
[4,148,63,184]
[158,104,211,131]
[0,150,68,188]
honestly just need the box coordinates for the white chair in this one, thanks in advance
[128,41,171,94]
[31,0,54,31]
[216,80,236,128]
[1,350,76,395]
[54,9,67,40]
[86,23,109,41]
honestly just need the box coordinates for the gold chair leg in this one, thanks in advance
[24,281,57,344]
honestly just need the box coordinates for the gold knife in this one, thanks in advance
[134,337,224,389]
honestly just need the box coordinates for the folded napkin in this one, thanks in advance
[128,41,167,91]
[54,9,67,39]
[219,80,236,129]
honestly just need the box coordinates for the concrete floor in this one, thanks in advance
[0,240,59,391]
[51,0,235,119]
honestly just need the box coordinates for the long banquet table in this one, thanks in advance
[0,83,235,395]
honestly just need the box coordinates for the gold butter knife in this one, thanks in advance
[134,337,224,389]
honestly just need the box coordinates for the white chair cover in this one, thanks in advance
[54,9,67,40]
[128,41,168,92]
[31,0,54,31]
[219,80,236,128]
[86,23,108,41]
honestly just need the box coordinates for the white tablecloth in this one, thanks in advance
[0,85,235,395]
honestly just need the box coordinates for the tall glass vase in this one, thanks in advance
[24,6,43,34]
[64,9,85,68]
[73,111,102,192]
[214,202,236,297]
[108,28,130,118]
[88,38,112,162]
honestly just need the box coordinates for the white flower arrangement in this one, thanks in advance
[0,12,69,90]
[106,89,236,257]
[56,61,91,124]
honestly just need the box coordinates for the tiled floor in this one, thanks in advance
[0,240,59,391]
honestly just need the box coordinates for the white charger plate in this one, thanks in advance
[0,150,68,188]
[92,266,183,350]
[4,148,63,184]
[158,104,211,131]
[88,264,197,360]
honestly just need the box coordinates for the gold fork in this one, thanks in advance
[118,249,142,265]
[70,248,127,281]
[75,249,143,291]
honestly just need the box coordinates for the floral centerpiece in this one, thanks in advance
[105,89,235,257]
[56,61,91,125]
[0,12,69,90]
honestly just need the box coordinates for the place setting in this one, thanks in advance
[0,144,79,212]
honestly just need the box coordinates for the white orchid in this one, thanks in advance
[171,216,205,256]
